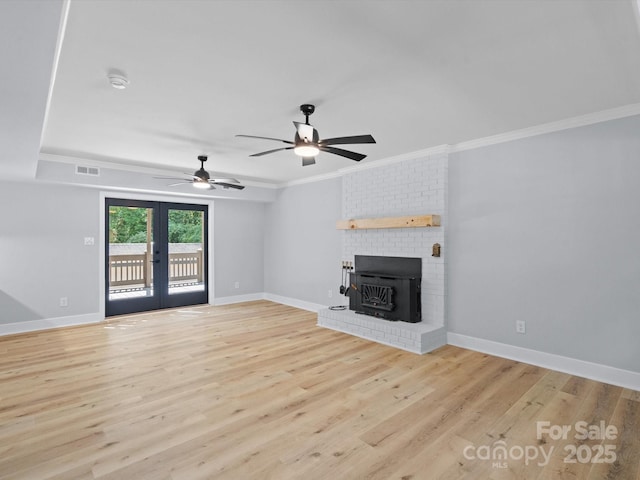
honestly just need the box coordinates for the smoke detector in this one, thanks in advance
[107,73,129,90]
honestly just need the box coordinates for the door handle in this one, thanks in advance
[149,259,160,264]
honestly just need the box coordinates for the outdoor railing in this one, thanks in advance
[109,250,203,289]
[169,252,203,283]
[109,253,150,287]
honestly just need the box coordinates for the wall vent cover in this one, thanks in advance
[76,165,100,176]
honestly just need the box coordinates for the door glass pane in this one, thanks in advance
[108,206,155,301]
[167,209,205,295]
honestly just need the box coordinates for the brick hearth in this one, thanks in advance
[317,308,446,354]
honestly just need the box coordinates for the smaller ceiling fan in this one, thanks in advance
[236,104,376,166]
[155,155,245,190]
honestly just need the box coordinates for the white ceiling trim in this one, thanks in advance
[634,0,640,42]
[450,102,640,153]
[38,0,70,150]
[39,151,192,175]
[38,152,278,189]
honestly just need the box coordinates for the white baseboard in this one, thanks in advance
[213,293,266,305]
[0,294,325,336]
[447,332,640,392]
[213,292,329,313]
[214,292,327,312]
[263,293,327,313]
[0,312,103,337]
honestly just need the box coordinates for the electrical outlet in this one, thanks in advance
[234,281,240,289]
[516,320,526,334]
[84,236,95,246]
[59,297,68,307]
[328,289,333,298]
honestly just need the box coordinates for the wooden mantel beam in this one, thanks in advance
[336,214,441,230]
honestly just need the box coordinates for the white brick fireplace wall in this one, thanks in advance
[318,149,448,353]
[342,150,448,326]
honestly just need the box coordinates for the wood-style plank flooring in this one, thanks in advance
[0,301,638,479]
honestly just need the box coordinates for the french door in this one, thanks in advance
[105,198,209,316]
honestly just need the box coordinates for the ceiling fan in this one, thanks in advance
[155,155,245,190]
[237,104,376,166]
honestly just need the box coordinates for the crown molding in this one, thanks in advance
[450,102,640,153]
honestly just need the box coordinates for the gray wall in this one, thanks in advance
[448,115,640,372]
[213,199,265,298]
[0,180,267,323]
[264,177,342,307]
[0,181,100,322]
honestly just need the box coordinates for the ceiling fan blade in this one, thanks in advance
[320,146,367,162]
[212,182,245,190]
[301,157,316,167]
[319,134,376,146]
[154,176,192,181]
[210,177,240,184]
[236,134,294,145]
[167,182,192,187]
[163,173,203,180]
[250,146,294,157]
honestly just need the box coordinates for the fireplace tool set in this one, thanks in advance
[339,261,354,296]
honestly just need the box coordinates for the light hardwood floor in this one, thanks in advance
[0,301,638,480]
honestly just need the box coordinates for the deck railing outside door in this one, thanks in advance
[109,249,203,290]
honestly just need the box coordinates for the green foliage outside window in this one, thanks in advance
[168,210,203,243]
[109,207,203,243]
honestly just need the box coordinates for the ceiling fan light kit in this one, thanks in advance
[237,104,376,166]
[293,144,320,157]
[192,180,211,189]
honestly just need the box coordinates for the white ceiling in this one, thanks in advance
[9,1,640,187]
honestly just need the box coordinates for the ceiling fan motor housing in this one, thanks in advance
[194,168,210,181]
[195,155,210,181]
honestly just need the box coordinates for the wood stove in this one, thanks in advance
[349,255,421,323]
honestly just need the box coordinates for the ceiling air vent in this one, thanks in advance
[75,165,100,176]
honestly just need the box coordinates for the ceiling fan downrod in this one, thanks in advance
[300,104,315,125]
